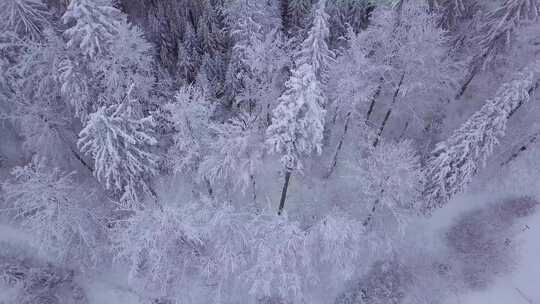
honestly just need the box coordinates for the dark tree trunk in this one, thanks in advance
[204,177,214,198]
[363,188,384,229]
[373,73,405,147]
[325,111,352,178]
[280,0,290,36]
[366,77,384,123]
[278,170,292,215]
[250,174,257,204]
[54,126,94,173]
[501,131,540,166]
[456,44,497,100]
[455,65,479,99]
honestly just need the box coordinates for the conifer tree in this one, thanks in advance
[424,61,540,212]
[78,86,159,206]
[297,0,335,83]
[62,0,123,59]
[267,63,326,214]
[267,0,332,215]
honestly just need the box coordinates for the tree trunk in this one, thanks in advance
[455,65,479,99]
[501,131,540,166]
[456,44,497,100]
[278,170,292,215]
[398,119,410,141]
[204,177,214,198]
[366,77,384,123]
[250,174,257,204]
[373,73,405,147]
[325,111,352,178]
[363,188,385,229]
[54,126,94,173]
[280,0,290,36]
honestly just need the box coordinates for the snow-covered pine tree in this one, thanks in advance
[95,19,155,107]
[0,0,50,40]
[267,0,332,215]
[1,157,102,267]
[288,0,313,34]
[327,0,373,40]
[297,0,335,83]
[62,0,122,59]
[223,0,282,107]
[174,21,201,84]
[78,86,159,207]
[423,61,540,212]
[267,63,326,214]
[61,1,157,120]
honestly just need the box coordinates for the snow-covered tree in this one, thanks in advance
[166,85,214,176]
[287,0,313,34]
[0,0,50,40]
[244,214,310,302]
[364,1,459,147]
[223,0,282,106]
[477,0,539,67]
[113,203,206,295]
[423,61,540,212]
[1,157,103,267]
[267,0,333,213]
[114,200,253,300]
[431,0,476,30]
[61,2,156,120]
[5,30,85,168]
[326,0,374,44]
[57,56,92,120]
[297,0,335,83]
[457,0,540,98]
[78,87,159,206]
[358,139,424,230]
[325,27,383,177]
[94,19,155,106]
[306,211,364,279]
[176,22,201,83]
[198,110,264,202]
[267,63,326,214]
[62,0,123,59]
[236,28,289,128]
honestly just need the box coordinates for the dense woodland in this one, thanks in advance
[1,0,540,303]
